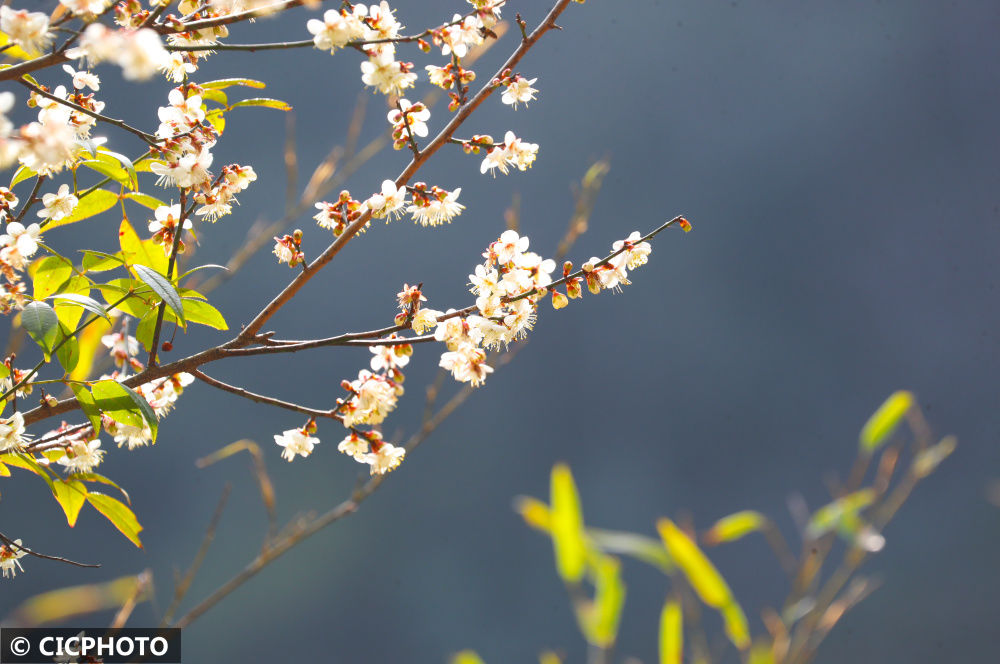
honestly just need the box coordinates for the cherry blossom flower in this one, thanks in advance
[107,420,154,450]
[612,231,652,269]
[0,7,52,55]
[0,222,41,270]
[36,184,78,222]
[439,342,493,386]
[118,29,170,81]
[56,439,105,473]
[161,52,199,83]
[364,441,405,475]
[494,230,529,264]
[341,370,400,427]
[365,179,406,220]
[439,14,482,58]
[0,539,27,578]
[410,308,441,334]
[307,6,368,52]
[361,51,417,95]
[501,75,538,109]
[407,187,464,227]
[0,412,26,452]
[274,428,320,461]
[337,431,369,461]
[62,64,100,91]
[59,0,110,15]
[370,339,411,372]
[101,331,141,369]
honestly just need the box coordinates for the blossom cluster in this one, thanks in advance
[0,326,194,475]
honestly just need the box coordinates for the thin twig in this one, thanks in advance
[0,531,99,569]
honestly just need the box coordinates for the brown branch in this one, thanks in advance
[191,369,343,421]
[0,531,99,569]
[233,0,575,344]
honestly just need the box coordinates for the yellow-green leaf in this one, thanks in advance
[181,300,226,332]
[659,597,683,664]
[44,189,119,230]
[134,264,185,325]
[201,77,266,90]
[704,511,767,546]
[30,256,72,299]
[860,391,913,452]
[657,518,734,609]
[91,379,157,442]
[721,602,751,651]
[119,216,168,275]
[9,164,36,187]
[806,489,875,539]
[582,553,626,648]
[550,463,587,583]
[86,492,142,547]
[450,651,486,664]
[123,192,166,211]
[588,528,674,573]
[51,479,88,527]
[70,383,102,433]
[230,97,292,111]
[51,275,91,329]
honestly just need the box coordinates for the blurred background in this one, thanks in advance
[2,0,999,662]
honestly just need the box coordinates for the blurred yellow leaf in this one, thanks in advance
[8,574,151,626]
[860,391,913,452]
[659,597,683,664]
[704,510,766,545]
[550,463,586,583]
[579,553,626,648]
[657,518,750,650]
[913,436,957,478]
[450,650,486,664]
[514,495,552,532]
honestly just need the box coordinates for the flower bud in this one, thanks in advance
[566,278,582,299]
[551,291,569,309]
[43,394,58,408]
[586,272,601,294]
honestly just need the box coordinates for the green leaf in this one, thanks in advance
[81,250,125,273]
[91,379,158,442]
[704,511,767,545]
[10,164,36,187]
[51,275,91,329]
[230,97,292,112]
[55,322,80,373]
[49,293,111,323]
[98,278,153,319]
[0,452,55,481]
[201,77,266,90]
[97,149,138,190]
[31,255,73,300]
[70,383,102,434]
[550,463,587,583]
[659,598,683,664]
[43,189,119,230]
[860,391,913,452]
[51,479,88,527]
[79,160,134,190]
[21,300,60,356]
[181,298,226,329]
[123,191,167,211]
[179,263,228,280]
[86,492,142,547]
[133,264,185,325]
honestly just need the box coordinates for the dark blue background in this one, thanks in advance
[2,1,998,662]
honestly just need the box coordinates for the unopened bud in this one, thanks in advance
[551,291,569,309]
[161,341,173,352]
[43,394,58,407]
[292,229,303,243]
